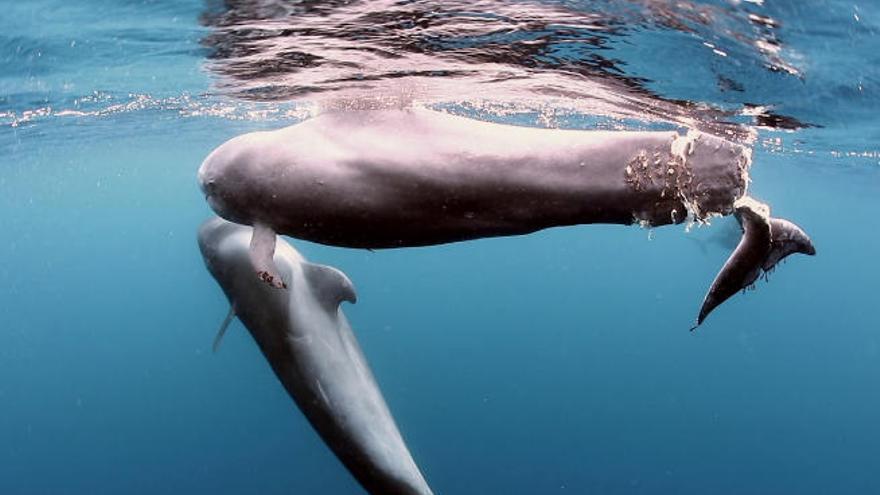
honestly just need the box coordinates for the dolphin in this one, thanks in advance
[197,217,434,495]
[198,107,815,326]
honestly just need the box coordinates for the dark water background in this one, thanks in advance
[1,1,879,493]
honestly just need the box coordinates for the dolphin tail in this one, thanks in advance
[693,197,816,329]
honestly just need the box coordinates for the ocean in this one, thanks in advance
[1,1,878,494]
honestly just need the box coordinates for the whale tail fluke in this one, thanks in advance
[693,197,816,329]
[764,217,817,271]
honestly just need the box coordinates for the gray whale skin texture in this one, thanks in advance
[199,107,815,327]
[198,217,433,495]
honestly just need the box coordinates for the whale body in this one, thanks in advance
[198,217,433,495]
[198,107,815,326]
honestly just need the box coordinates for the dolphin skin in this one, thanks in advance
[198,107,815,326]
[198,217,433,495]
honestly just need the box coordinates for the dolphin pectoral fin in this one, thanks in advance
[693,198,816,329]
[302,262,357,310]
[250,223,286,289]
[212,304,237,353]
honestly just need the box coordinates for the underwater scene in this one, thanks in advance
[2,1,879,494]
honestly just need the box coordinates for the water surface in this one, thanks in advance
[1,1,878,494]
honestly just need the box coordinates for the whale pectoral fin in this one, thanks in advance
[250,223,286,289]
[693,198,816,329]
[212,304,237,353]
[302,262,357,311]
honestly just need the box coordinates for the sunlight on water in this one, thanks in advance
[0,1,878,494]
[2,0,876,157]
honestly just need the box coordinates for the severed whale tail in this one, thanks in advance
[694,197,816,329]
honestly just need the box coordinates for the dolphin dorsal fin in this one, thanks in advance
[302,262,357,309]
[212,304,237,353]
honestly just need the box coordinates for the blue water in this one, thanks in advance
[2,1,879,494]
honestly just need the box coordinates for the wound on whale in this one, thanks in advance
[198,107,815,327]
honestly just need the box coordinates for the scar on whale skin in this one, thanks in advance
[197,107,815,327]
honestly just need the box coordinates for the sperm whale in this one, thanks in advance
[198,217,433,495]
[198,107,815,326]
